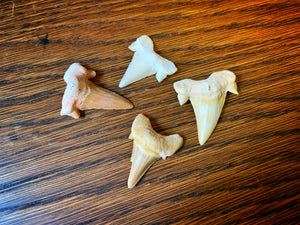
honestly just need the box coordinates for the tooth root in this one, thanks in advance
[128,143,159,188]
[79,81,133,110]
[119,35,177,88]
[190,95,226,145]
[177,94,189,105]
[228,82,239,95]
[128,114,183,188]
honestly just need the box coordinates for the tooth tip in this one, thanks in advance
[127,177,143,188]
[199,140,206,145]
[127,103,134,109]
[118,80,127,88]
[127,180,135,188]
[199,131,211,145]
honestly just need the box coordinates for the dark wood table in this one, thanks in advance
[1,0,299,224]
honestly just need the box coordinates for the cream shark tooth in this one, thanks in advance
[128,114,183,188]
[61,63,133,119]
[174,70,238,145]
[119,35,177,88]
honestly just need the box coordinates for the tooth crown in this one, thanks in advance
[119,35,177,88]
[129,114,183,159]
[173,70,238,145]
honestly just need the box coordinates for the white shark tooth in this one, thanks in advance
[128,114,183,188]
[173,70,238,145]
[119,35,177,88]
[60,63,133,119]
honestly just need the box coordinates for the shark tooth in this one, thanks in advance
[119,35,177,88]
[61,63,133,119]
[173,70,238,145]
[128,114,183,188]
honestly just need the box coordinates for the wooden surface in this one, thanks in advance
[1,0,299,224]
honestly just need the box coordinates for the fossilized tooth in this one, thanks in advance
[128,114,183,188]
[60,63,133,119]
[173,70,238,145]
[119,35,177,88]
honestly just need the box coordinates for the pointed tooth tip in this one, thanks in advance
[178,95,188,105]
[126,102,134,109]
[127,181,135,189]
[229,87,239,95]
[228,83,238,95]
[119,80,131,88]
[128,176,140,188]
[199,135,209,145]
[233,89,239,95]
[118,82,126,88]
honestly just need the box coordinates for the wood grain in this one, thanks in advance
[1,0,299,224]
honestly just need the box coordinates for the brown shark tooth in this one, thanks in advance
[173,70,238,145]
[128,114,183,188]
[60,63,133,119]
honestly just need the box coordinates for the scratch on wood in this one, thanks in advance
[11,1,15,17]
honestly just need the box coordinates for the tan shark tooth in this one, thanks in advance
[174,70,238,145]
[128,114,183,188]
[119,35,177,88]
[61,63,133,119]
